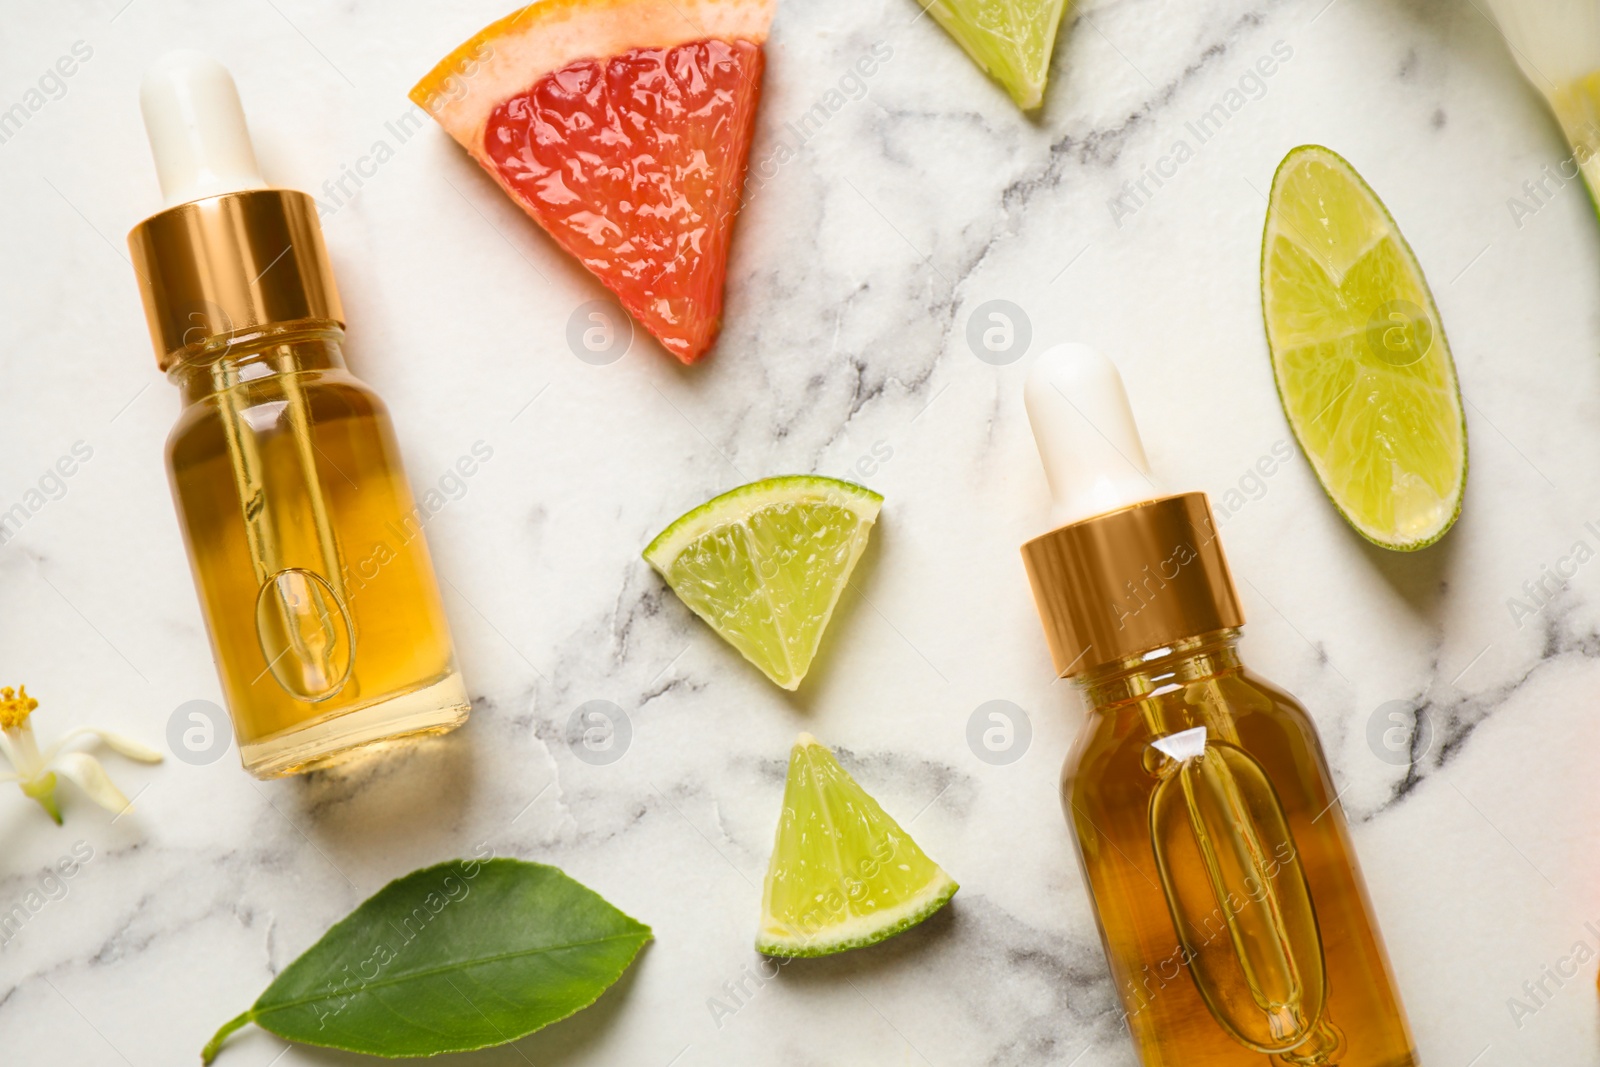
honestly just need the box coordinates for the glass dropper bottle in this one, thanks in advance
[1018,344,1416,1066]
[127,52,470,777]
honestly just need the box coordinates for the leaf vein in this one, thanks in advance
[259,931,648,1017]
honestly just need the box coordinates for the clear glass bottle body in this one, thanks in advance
[166,321,469,777]
[1064,630,1415,1067]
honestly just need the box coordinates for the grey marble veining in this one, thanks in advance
[3,0,1600,1063]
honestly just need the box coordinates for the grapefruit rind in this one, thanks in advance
[410,0,776,157]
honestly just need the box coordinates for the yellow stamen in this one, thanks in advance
[0,685,39,729]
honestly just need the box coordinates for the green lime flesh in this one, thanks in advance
[643,476,882,690]
[1261,145,1466,551]
[919,0,1071,110]
[758,734,958,957]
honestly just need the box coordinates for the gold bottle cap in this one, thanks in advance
[127,188,344,369]
[1021,491,1245,678]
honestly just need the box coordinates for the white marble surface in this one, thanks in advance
[3,0,1599,1063]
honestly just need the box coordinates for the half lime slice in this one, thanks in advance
[1261,145,1466,550]
[643,476,881,690]
[758,734,958,957]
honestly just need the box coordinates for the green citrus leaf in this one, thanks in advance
[202,858,651,1063]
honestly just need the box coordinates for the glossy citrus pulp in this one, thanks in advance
[643,476,880,691]
[758,734,957,957]
[411,0,774,363]
[1261,145,1466,550]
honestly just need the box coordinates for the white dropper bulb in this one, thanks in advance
[140,51,268,207]
[1024,343,1156,528]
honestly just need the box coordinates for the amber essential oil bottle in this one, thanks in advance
[1019,345,1416,1066]
[128,53,469,777]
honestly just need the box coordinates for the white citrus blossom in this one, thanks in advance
[1483,0,1600,92]
[1484,0,1600,216]
[0,686,163,824]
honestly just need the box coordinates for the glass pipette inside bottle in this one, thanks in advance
[142,52,353,701]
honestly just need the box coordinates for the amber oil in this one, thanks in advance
[167,323,468,777]
[1066,630,1416,1066]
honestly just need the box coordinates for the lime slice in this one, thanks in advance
[1261,145,1466,551]
[758,734,958,957]
[643,476,882,690]
[917,0,1070,110]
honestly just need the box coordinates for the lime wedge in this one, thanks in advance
[1261,145,1466,551]
[758,734,958,957]
[643,476,881,690]
[917,0,1070,110]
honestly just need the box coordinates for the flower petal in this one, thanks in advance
[53,727,164,764]
[52,752,132,815]
[1,724,44,776]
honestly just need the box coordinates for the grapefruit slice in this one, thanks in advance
[411,0,774,364]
